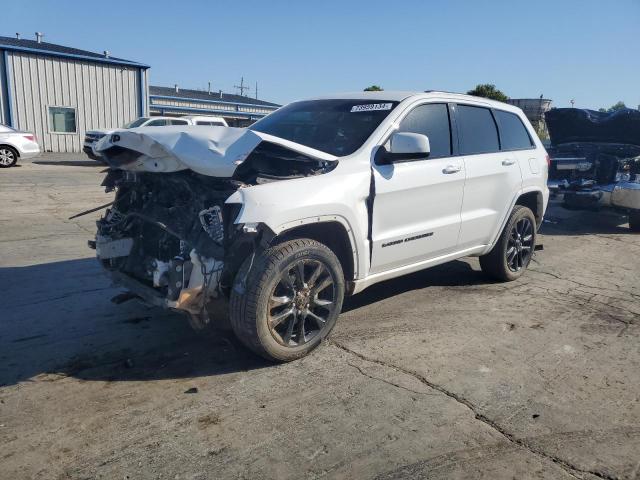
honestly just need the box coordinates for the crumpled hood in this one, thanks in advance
[94,126,337,177]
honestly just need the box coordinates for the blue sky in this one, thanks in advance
[4,0,639,109]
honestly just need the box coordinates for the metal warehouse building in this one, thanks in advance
[0,35,149,152]
[149,85,279,127]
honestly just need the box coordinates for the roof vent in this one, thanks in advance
[103,50,110,58]
[174,84,179,93]
[15,33,20,40]
[35,32,44,43]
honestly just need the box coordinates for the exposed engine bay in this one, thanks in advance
[91,133,336,328]
[546,108,640,213]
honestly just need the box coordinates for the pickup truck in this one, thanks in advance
[91,91,549,361]
[546,108,640,231]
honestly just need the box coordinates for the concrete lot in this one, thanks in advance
[1,156,639,480]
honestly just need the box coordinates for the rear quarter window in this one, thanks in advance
[495,110,534,150]
[456,105,500,155]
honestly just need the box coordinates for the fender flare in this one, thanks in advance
[484,186,545,254]
[270,214,361,279]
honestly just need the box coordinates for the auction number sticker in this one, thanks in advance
[351,103,393,112]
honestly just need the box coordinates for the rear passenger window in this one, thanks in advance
[398,103,451,158]
[170,119,188,125]
[495,110,534,150]
[456,105,499,155]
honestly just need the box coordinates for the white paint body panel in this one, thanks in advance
[101,91,549,293]
[94,125,336,177]
[370,157,465,273]
[0,128,41,158]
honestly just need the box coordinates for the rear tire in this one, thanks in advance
[480,205,536,282]
[630,211,640,232]
[0,146,18,168]
[230,238,344,362]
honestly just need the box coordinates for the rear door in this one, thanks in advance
[455,104,523,249]
[493,109,542,197]
[370,103,465,274]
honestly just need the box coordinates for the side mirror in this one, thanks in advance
[378,132,430,164]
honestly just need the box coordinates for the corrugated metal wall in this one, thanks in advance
[150,97,276,115]
[6,51,142,152]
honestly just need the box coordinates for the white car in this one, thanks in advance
[0,124,40,167]
[92,91,549,361]
[84,116,204,160]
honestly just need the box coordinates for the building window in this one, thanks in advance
[48,107,77,133]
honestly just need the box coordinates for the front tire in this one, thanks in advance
[479,205,536,282]
[0,146,18,168]
[230,238,345,362]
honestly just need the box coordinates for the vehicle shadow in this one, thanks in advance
[1,257,487,386]
[33,160,104,167]
[343,260,486,313]
[541,201,631,236]
[0,258,269,387]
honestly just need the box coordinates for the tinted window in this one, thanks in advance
[398,103,451,158]
[170,119,188,125]
[250,99,399,156]
[124,118,149,128]
[456,105,499,155]
[495,110,533,150]
[146,119,167,126]
[196,121,225,126]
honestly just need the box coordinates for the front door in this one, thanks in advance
[370,103,465,275]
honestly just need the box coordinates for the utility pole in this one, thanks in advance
[234,77,250,97]
[255,82,258,100]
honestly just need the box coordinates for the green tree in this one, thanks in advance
[466,84,508,102]
[364,85,383,91]
[607,101,627,112]
[598,102,627,113]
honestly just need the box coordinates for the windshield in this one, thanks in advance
[124,117,150,129]
[249,99,399,156]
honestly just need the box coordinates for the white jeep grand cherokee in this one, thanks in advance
[92,91,549,361]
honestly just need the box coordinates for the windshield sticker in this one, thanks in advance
[351,103,393,113]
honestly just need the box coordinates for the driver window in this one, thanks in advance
[398,104,452,159]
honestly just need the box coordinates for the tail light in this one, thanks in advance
[23,134,35,142]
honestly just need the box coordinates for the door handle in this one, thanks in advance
[502,159,516,166]
[442,165,462,174]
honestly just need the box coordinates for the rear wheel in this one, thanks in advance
[230,238,344,362]
[630,211,640,232]
[0,146,18,168]
[480,205,536,282]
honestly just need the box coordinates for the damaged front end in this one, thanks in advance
[90,126,336,327]
[546,108,640,212]
[93,169,254,328]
